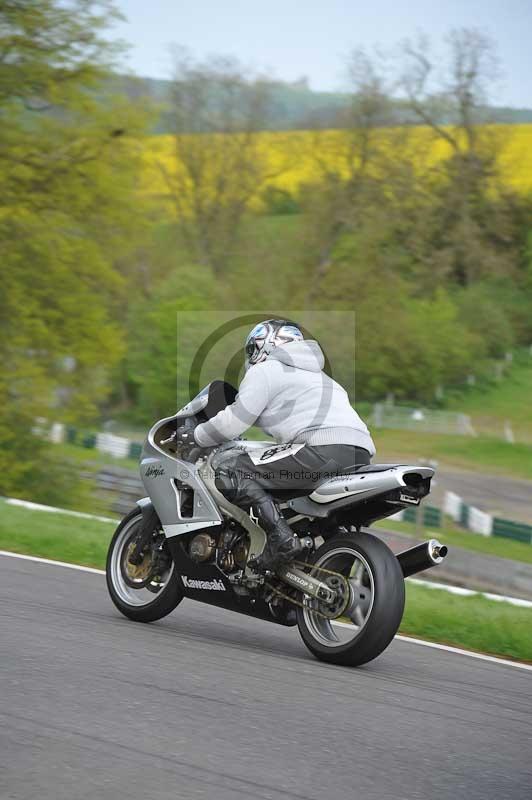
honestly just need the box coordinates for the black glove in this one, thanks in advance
[175,422,204,462]
[161,419,197,450]
[175,425,196,446]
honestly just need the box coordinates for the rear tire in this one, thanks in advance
[296,532,404,666]
[106,508,183,623]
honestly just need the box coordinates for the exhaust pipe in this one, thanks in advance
[396,539,448,578]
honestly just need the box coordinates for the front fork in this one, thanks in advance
[128,499,160,566]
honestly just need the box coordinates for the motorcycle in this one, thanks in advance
[106,380,447,666]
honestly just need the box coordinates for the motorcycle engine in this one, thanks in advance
[188,525,249,572]
[189,533,217,562]
[218,526,249,572]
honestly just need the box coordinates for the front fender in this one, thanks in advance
[136,497,157,526]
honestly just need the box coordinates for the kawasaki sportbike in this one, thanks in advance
[106,380,447,666]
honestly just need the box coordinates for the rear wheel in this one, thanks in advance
[296,532,404,666]
[106,508,183,622]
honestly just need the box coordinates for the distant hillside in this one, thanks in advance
[115,74,532,133]
[491,106,532,124]
[116,75,347,132]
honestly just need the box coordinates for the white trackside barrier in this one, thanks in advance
[390,491,529,545]
[442,491,532,544]
[467,506,493,537]
[49,422,65,444]
[95,432,130,459]
[443,491,463,522]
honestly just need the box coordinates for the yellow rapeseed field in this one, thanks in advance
[140,124,532,203]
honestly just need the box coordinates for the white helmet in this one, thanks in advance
[244,319,303,367]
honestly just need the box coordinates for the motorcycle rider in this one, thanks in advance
[176,320,375,571]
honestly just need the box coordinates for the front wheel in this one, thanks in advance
[296,532,405,666]
[106,508,183,623]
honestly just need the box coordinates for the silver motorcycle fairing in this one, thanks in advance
[141,415,268,563]
[140,414,223,539]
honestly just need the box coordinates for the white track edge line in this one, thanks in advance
[2,497,116,523]
[1,550,530,672]
[395,635,532,672]
[0,550,105,575]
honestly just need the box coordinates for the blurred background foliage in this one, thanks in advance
[1,1,531,503]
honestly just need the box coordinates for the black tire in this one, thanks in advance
[296,532,405,667]
[106,508,183,623]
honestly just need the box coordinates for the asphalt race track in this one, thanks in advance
[1,553,531,800]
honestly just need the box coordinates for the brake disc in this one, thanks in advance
[123,542,153,586]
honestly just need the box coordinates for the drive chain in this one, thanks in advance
[265,560,351,621]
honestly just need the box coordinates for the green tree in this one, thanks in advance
[162,51,290,276]
[126,267,226,421]
[0,1,148,502]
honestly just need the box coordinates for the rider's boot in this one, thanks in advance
[248,496,302,572]
[213,467,303,573]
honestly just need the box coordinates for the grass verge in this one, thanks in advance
[375,518,532,564]
[1,500,530,662]
[401,583,532,663]
[0,500,113,569]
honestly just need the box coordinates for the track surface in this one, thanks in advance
[1,555,531,800]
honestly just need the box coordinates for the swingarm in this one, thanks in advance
[276,564,338,605]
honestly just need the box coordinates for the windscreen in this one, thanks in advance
[175,380,238,421]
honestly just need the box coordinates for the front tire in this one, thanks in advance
[106,508,183,623]
[296,532,404,666]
